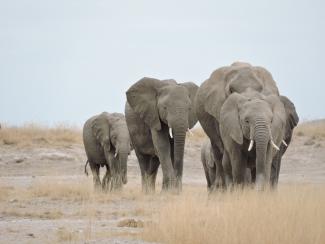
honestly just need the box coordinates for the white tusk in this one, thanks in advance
[169,128,173,138]
[187,128,194,136]
[282,140,288,147]
[248,139,254,151]
[271,140,280,151]
[114,152,118,158]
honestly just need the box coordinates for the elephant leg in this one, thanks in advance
[89,162,101,191]
[151,129,176,191]
[110,157,123,191]
[222,152,233,188]
[134,150,153,193]
[210,140,225,189]
[144,156,160,193]
[202,157,215,192]
[102,164,111,192]
[229,147,247,186]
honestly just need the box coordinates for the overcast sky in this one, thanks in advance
[1,0,324,126]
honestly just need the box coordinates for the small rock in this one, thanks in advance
[315,143,322,148]
[15,158,24,163]
[27,233,35,238]
[117,219,144,228]
[304,139,315,146]
[9,199,18,203]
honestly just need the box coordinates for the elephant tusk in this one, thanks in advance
[248,139,254,151]
[187,128,194,136]
[114,152,118,158]
[282,140,288,147]
[169,128,173,138]
[271,140,280,151]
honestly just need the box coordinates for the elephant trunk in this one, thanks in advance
[118,151,128,184]
[172,122,187,190]
[253,117,270,190]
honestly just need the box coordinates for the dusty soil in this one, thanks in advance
[0,134,324,243]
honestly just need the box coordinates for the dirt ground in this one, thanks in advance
[0,131,324,243]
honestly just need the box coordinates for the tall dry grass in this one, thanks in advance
[0,123,82,147]
[143,185,325,244]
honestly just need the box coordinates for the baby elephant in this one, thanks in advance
[83,112,132,191]
[201,140,251,192]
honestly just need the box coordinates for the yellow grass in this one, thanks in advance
[0,123,82,147]
[295,120,325,138]
[143,185,325,244]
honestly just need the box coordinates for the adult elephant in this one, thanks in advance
[83,112,132,191]
[125,77,198,193]
[219,91,287,190]
[195,62,298,189]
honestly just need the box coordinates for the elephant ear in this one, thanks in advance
[201,67,229,120]
[91,112,111,150]
[280,95,299,138]
[220,93,244,145]
[179,82,199,129]
[265,95,287,141]
[126,77,163,131]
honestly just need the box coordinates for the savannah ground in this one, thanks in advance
[0,122,324,243]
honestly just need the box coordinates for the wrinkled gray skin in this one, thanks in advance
[220,92,287,190]
[195,62,299,190]
[125,77,198,193]
[83,112,132,191]
[201,140,251,192]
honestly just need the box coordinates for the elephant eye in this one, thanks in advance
[245,118,249,124]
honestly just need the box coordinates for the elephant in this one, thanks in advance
[125,77,198,193]
[219,91,287,190]
[83,112,132,191]
[201,139,251,192]
[195,62,299,189]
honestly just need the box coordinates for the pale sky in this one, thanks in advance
[1,0,324,126]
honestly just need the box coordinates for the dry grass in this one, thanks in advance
[295,120,325,139]
[1,209,64,219]
[29,180,93,201]
[56,227,80,242]
[0,123,82,147]
[143,185,325,244]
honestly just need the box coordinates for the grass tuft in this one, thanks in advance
[143,185,325,244]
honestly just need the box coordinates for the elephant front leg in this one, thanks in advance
[151,129,176,191]
[229,147,247,187]
[89,162,101,191]
[222,152,233,189]
[210,141,226,189]
[102,165,111,192]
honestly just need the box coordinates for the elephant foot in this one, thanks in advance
[141,174,157,194]
[110,176,123,192]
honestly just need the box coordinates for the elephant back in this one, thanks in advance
[196,63,279,121]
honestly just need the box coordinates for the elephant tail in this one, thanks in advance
[84,160,89,176]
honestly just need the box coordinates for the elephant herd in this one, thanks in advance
[82,62,299,193]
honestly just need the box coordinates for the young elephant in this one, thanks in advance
[201,140,251,192]
[201,140,217,192]
[83,112,132,191]
[220,92,287,190]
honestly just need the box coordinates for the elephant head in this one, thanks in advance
[220,92,286,189]
[126,77,198,183]
[202,63,279,121]
[91,112,131,185]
